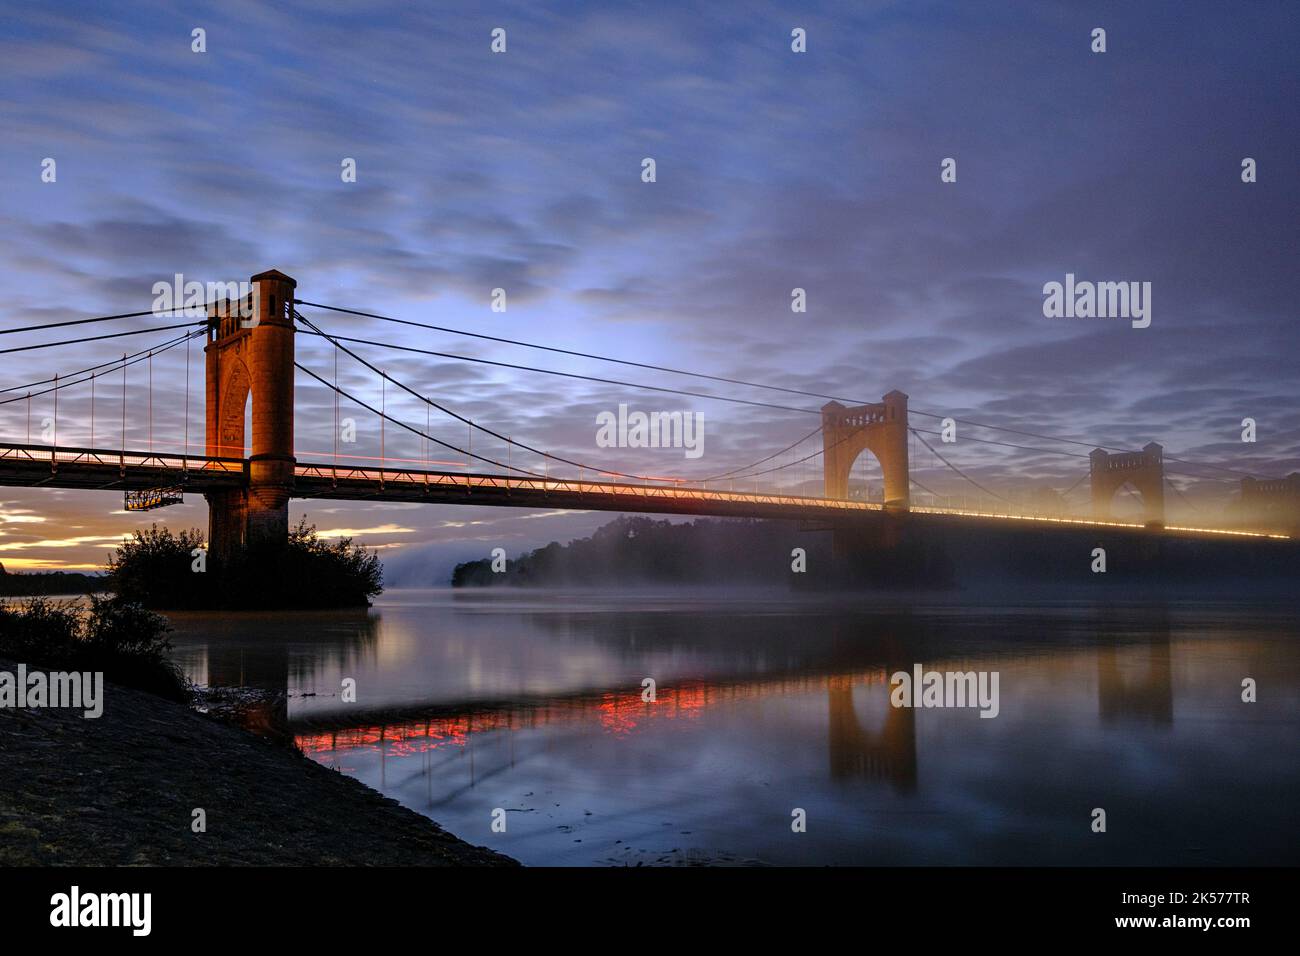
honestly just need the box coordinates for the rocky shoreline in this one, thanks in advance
[0,658,516,866]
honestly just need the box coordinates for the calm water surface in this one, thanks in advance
[165,588,1300,866]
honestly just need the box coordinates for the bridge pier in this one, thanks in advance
[204,269,297,562]
[827,511,954,589]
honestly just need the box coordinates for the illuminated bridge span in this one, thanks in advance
[0,442,1282,542]
[0,268,1295,557]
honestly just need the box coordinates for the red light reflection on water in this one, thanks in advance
[295,670,892,758]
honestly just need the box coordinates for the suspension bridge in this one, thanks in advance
[0,269,1296,564]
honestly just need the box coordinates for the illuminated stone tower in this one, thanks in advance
[821,391,910,509]
[204,269,297,559]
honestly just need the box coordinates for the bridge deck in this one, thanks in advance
[0,443,1288,540]
[0,444,247,492]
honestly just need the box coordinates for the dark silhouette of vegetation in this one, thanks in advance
[451,516,821,587]
[0,596,188,701]
[0,561,105,597]
[108,519,382,610]
[106,526,208,608]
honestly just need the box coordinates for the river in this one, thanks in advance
[165,588,1300,866]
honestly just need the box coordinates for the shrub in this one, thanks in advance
[0,596,188,701]
[106,519,382,610]
[107,525,211,608]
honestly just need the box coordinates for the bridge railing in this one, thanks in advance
[290,463,1291,536]
[0,442,248,475]
[292,461,893,512]
[2,445,1287,538]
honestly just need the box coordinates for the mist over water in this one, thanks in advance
[166,588,1300,866]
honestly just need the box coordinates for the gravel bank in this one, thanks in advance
[0,658,516,866]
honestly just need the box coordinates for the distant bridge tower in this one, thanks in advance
[1239,473,1300,532]
[1089,442,1164,527]
[822,391,910,509]
[204,269,297,560]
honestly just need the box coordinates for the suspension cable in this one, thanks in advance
[911,427,1010,502]
[294,299,1280,481]
[910,475,945,499]
[0,321,206,356]
[693,425,822,482]
[300,309,864,486]
[299,318,834,484]
[0,327,201,395]
[14,296,1250,495]
[1165,476,1202,512]
[1059,472,1089,497]
[0,307,198,336]
[295,299,847,405]
[295,311,673,483]
[293,328,818,415]
[0,328,203,407]
[294,361,547,479]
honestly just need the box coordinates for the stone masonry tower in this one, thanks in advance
[821,391,910,509]
[204,269,297,560]
[1089,442,1165,527]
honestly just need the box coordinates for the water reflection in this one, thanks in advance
[169,608,379,737]
[165,589,1300,866]
[1098,639,1173,725]
[827,681,917,791]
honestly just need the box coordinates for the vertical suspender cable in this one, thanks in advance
[120,354,127,462]
[333,345,339,467]
[184,331,191,461]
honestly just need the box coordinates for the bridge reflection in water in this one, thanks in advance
[1098,636,1173,725]
[289,672,920,793]
[827,682,917,791]
[164,592,1298,866]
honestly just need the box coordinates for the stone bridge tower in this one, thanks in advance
[821,391,910,509]
[1238,473,1300,532]
[1089,442,1165,527]
[204,269,297,560]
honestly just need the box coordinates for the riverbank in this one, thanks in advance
[0,568,104,597]
[0,657,516,866]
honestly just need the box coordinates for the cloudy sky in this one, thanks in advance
[0,0,1296,577]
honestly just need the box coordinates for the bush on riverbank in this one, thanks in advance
[107,519,382,610]
[0,596,188,701]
